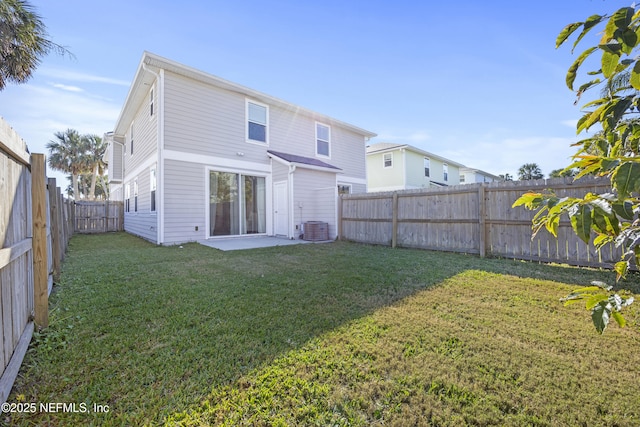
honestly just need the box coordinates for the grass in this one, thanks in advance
[5,232,640,426]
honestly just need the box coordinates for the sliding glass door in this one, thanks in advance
[209,171,265,237]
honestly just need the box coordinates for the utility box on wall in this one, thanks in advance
[303,221,329,241]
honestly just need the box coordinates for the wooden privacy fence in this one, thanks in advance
[74,200,123,233]
[339,177,620,269]
[0,119,72,405]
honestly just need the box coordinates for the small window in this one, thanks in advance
[130,123,134,155]
[150,88,154,117]
[134,179,138,213]
[247,101,267,143]
[338,184,351,195]
[150,167,157,212]
[383,153,392,168]
[424,157,430,177]
[125,184,131,213]
[443,164,449,182]
[460,174,466,183]
[316,123,330,157]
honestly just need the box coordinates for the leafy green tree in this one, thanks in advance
[0,0,71,90]
[513,6,640,333]
[499,173,514,181]
[549,168,578,178]
[517,163,544,180]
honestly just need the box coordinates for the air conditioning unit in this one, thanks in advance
[303,221,328,241]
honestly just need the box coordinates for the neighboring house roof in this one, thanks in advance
[267,150,342,172]
[366,142,466,168]
[113,51,377,139]
[459,167,502,180]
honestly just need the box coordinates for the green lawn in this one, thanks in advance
[5,232,640,426]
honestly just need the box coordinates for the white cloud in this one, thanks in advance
[52,83,84,92]
[39,67,130,87]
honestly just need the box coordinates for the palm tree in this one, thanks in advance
[83,134,107,200]
[46,129,90,199]
[0,0,71,90]
[517,163,544,181]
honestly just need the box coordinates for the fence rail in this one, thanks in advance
[339,177,619,269]
[74,201,123,233]
[0,118,72,405]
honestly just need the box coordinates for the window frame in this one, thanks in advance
[149,87,154,117]
[443,164,449,182]
[424,157,430,177]
[383,153,393,168]
[130,122,134,155]
[315,122,331,158]
[337,184,351,196]
[150,167,157,213]
[246,99,269,145]
[134,178,138,213]
[125,183,131,213]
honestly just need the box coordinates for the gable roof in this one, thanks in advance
[267,150,342,173]
[366,142,466,168]
[113,51,377,139]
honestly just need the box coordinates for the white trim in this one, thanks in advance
[149,85,154,119]
[158,69,165,243]
[205,167,272,238]
[246,99,269,145]
[315,121,331,159]
[337,175,366,185]
[149,165,157,214]
[164,149,271,174]
[123,155,158,185]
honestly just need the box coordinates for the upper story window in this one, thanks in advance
[424,157,430,177]
[316,122,330,157]
[443,164,449,182]
[383,153,392,168]
[460,174,466,183]
[150,88,154,117]
[247,100,268,143]
[130,123,134,155]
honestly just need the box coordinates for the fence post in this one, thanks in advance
[31,154,48,329]
[48,178,61,282]
[478,184,487,258]
[392,192,398,248]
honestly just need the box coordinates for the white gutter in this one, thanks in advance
[142,63,165,245]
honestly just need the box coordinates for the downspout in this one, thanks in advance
[142,62,164,244]
[288,164,296,239]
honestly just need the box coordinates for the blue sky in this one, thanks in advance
[0,0,631,183]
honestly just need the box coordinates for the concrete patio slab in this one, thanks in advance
[198,236,330,251]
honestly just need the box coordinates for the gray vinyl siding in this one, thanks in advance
[272,161,289,182]
[294,169,337,239]
[163,159,207,244]
[163,71,270,165]
[123,166,158,243]
[270,109,367,180]
[124,85,158,174]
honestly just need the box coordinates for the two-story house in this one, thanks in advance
[106,52,376,245]
[366,143,464,192]
[459,167,502,184]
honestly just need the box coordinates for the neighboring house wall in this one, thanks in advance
[366,149,405,192]
[366,144,462,192]
[459,169,500,184]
